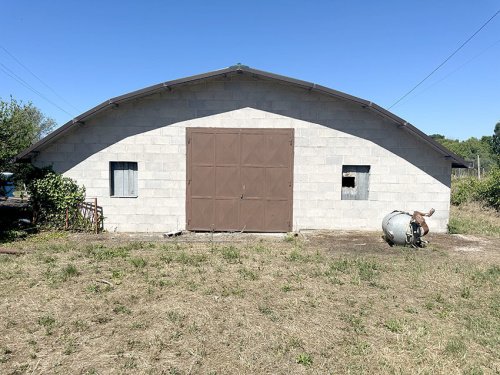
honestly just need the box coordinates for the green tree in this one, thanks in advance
[492,122,500,164]
[0,97,55,186]
[0,97,55,169]
[429,134,445,140]
[433,133,496,172]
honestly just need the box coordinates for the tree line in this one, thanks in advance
[430,122,500,173]
[431,125,499,210]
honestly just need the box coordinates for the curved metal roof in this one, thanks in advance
[16,65,468,167]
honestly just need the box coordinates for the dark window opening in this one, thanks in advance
[341,165,370,200]
[342,176,355,188]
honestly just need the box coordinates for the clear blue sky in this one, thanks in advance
[1,0,499,140]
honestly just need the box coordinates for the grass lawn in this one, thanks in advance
[0,230,499,374]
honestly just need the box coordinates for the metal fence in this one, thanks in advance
[452,168,486,178]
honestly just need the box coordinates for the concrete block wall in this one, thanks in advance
[33,75,452,232]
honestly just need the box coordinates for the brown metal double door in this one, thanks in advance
[187,128,294,232]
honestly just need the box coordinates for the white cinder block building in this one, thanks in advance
[17,66,467,233]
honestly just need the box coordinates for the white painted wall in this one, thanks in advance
[33,76,452,232]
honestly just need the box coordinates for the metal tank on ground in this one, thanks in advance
[382,209,435,248]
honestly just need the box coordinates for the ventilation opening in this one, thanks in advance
[342,176,355,188]
[341,165,370,200]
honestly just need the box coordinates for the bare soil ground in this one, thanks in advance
[0,231,498,374]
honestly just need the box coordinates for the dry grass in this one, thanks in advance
[0,231,499,374]
[449,202,500,237]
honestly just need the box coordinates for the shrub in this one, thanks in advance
[451,177,480,206]
[476,168,500,210]
[28,172,85,228]
[451,168,500,210]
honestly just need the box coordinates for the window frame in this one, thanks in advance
[109,161,138,198]
[341,165,370,200]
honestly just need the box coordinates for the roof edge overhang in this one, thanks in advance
[15,65,469,168]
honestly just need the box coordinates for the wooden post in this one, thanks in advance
[477,155,481,180]
[65,207,69,230]
[94,198,98,234]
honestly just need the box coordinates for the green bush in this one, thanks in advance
[451,177,480,206]
[451,168,500,210]
[476,168,500,210]
[28,172,85,228]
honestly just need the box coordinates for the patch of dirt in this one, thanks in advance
[437,233,499,256]
[453,246,484,252]
[66,229,500,260]
[302,231,500,261]
[68,231,288,245]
